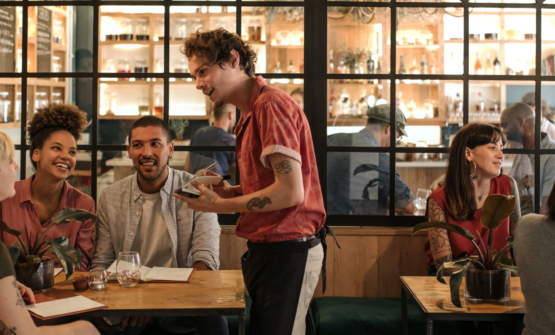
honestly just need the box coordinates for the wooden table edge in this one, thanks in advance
[401,276,429,317]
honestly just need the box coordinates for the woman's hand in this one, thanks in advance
[16,281,35,305]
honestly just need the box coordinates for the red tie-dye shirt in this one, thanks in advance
[234,76,326,243]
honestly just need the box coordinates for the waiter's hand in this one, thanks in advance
[174,181,225,213]
[203,170,241,199]
[16,281,35,305]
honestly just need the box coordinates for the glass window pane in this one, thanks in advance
[169,7,237,74]
[327,151,390,215]
[66,150,93,197]
[29,6,93,73]
[398,7,463,75]
[0,79,22,143]
[542,9,555,76]
[242,7,304,74]
[328,7,390,75]
[0,7,21,73]
[29,77,81,130]
[469,8,535,76]
[98,77,164,145]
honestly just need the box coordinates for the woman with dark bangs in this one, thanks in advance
[424,123,521,276]
[0,103,95,271]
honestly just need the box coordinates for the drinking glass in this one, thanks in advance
[88,270,107,290]
[414,188,432,211]
[116,252,141,288]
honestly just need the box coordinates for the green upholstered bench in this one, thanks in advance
[310,297,465,335]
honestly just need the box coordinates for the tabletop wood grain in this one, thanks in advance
[401,276,526,315]
[53,270,246,316]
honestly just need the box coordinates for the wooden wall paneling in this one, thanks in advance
[333,235,379,297]
[219,229,248,270]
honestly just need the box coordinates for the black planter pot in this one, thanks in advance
[464,267,511,303]
[15,258,55,293]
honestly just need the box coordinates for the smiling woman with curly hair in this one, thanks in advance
[0,103,96,271]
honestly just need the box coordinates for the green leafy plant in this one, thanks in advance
[1,208,96,279]
[412,194,518,307]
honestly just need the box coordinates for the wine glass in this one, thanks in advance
[116,252,141,288]
[414,189,432,211]
[88,270,107,290]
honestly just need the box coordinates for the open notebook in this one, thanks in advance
[105,261,195,283]
[27,291,107,320]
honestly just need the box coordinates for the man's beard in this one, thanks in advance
[136,160,168,181]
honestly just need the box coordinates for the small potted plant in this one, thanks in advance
[0,208,96,293]
[413,194,518,307]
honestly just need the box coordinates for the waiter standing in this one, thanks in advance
[174,28,328,335]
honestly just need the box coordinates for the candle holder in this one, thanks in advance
[88,270,108,290]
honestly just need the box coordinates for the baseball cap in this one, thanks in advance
[521,92,548,108]
[367,104,408,137]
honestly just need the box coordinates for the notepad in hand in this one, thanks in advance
[174,175,223,198]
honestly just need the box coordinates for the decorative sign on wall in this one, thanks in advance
[37,7,52,73]
[0,6,16,72]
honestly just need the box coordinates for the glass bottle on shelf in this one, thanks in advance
[287,60,296,73]
[136,19,149,41]
[190,19,204,39]
[398,55,406,74]
[104,59,115,72]
[174,19,187,40]
[248,19,262,42]
[493,54,501,75]
[475,92,485,121]
[138,97,149,116]
[484,52,493,75]
[454,93,463,121]
[376,58,381,74]
[53,20,63,44]
[273,62,282,73]
[156,19,165,41]
[119,19,133,41]
[358,89,368,116]
[410,59,419,74]
[421,54,428,75]
[135,59,148,80]
[104,92,116,115]
[52,56,62,73]
[367,51,374,75]
[0,92,9,123]
[474,53,483,75]
[156,59,164,73]
[154,93,163,116]
[174,59,189,76]
[117,59,130,81]
[329,49,335,74]
[299,59,304,74]
[430,51,436,75]
[339,89,350,115]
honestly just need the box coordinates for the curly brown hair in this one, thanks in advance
[182,28,257,77]
[27,103,88,169]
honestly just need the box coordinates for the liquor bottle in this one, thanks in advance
[475,92,485,113]
[454,93,463,121]
[339,88,350,115]
[287,60,296,73]
[358,89,368,116]
[376,58,382,74]
[299,59,304,73]
[421,54,428,75]
[273,61,282,73]
[337,59,346,83]
[410,59,419,74]
[493,54,501,75]
[474,53,483,75]
[430,51,437,74]
[367,51,375,75]
[329,89,337,118]
[329,49,335,74]
[484,52,493,75]
[398,55,407,74]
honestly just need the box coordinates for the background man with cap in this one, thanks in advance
[521,92,555,141]
[328,104,415,215]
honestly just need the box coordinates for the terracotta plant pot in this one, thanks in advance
[464,267,511,303]
[15,258,55,293]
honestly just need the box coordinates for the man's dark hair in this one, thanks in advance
[128,116,172,144]
[183,28,257,77]
[214,104,234,120]
[290,88,303,96]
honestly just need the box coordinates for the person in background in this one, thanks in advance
[0,104,95,271]
[327,105,415,215]
[514,183,555,335]
[521,92,555,140]
[290,88,304,111]
[179,28,326,335]
[0,131,99,335]
[501,102,555,215]
[184,103,237,184]
[91,116,227,335]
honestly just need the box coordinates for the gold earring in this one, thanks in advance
[469,161,476,175]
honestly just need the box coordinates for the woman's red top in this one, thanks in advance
[424,175,511,266]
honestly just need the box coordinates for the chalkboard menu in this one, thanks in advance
[0,6,16,72]
[37,7,52,73]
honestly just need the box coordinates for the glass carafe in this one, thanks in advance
[136,18,149,41]
[119,19,133,41]
[156,19,165,41]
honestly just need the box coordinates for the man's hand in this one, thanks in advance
[120,316,150,331]
[174,181,225,213]
[203,170,241,199]
[16,281,35,305]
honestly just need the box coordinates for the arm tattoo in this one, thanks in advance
[0,320,17,335]
[274,160,292,174]
[11,279,24,308]
[428,199,452,270]
[247,197,272,211]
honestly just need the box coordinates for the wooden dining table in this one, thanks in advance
[52,270,246,334]
[401,276,525,335]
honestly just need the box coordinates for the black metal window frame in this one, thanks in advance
[3,0,553,227]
